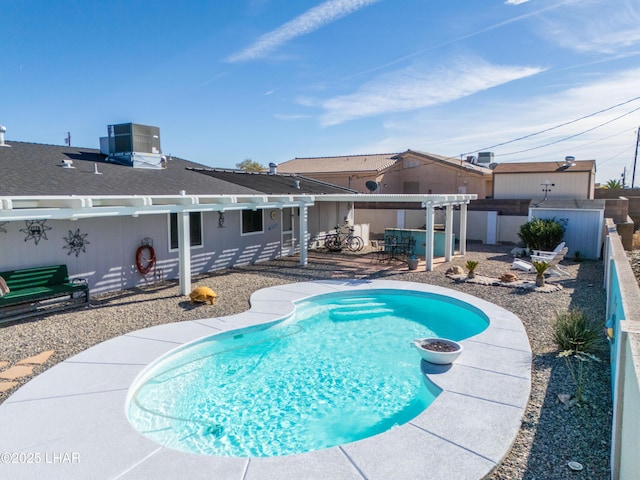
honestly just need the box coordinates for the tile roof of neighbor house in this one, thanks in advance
[492,160,596,174]
[0,141,352,196]
[397,149,493,176]
[188,168,357,195]
[276,153,400,174]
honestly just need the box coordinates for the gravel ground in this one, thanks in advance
[0,244,612,479]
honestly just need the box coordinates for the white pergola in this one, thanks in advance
[314,194,475,271]
[0,193,476,294]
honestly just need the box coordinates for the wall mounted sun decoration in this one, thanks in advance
[0,222,7,234]
[63,229,90,257]
[20,219,52,245]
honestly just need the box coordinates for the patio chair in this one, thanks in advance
[511,247,570,276]
[531,242,565,258]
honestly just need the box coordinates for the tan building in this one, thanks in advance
[276,153,397,192]
[278,149,493,198]
[492,158,596,200]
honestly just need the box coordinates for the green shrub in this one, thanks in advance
[465,260,478,278]
[552,310,601,353]
[518,217,566,251]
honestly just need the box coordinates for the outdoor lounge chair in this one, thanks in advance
[511,247,570,276]
[531,242,565,258]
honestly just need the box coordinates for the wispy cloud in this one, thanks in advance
[359,67,640,182]
[226,0,381,63]
[541,0,640,53]
[505,0,530,4]
[307,57,544,126]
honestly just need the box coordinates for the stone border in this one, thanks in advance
[0,280,531,480]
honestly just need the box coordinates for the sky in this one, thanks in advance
[2,0,640,185]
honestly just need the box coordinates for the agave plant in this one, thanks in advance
[532,260,549,287]
[465,260,479,279]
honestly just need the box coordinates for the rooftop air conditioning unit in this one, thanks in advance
[100,123,164,169]
[477,152,494,164]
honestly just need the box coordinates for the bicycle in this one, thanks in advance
[323,224,364,252]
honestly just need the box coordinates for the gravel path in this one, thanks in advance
[0,244,612,479]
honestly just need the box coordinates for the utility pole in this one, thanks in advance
[632,127,639,189]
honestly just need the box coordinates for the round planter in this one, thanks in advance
[412,338,463,364]
[407,258,419,270]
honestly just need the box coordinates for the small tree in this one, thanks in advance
[236,159,266,172]
[465,260,478,279]
[532,260,550,287]
[518,217,565,252]
[603,178,623,189]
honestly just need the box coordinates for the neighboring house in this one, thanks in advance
[380,150,493,198]
[276,153,398,193]
[279,150,493,238]
[0,124,357,295]
[492,158,596,200]
[278,150,493,198]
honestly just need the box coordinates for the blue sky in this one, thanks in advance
[2,0,640,184]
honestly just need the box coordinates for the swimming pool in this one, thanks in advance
[127,289,489,457]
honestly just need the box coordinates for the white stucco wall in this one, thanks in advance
[0,203,352,295]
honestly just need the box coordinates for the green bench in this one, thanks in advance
[0,265,89,322]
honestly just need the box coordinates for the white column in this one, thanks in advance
[459,202,468,255]
[425,203,435,271]
[299,205,308,266]
[178,211,191,295]
[444,204,453,261]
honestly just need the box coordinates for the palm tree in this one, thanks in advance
[603,178,623,189]
[533,260,550,287]
[465,260,479,279]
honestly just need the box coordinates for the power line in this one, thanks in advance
[459,95,640,156]
[496,104,640,157]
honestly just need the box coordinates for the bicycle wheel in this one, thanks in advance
[324,235,341,251]
[347,236,364,252]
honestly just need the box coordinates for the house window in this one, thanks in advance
[242,209,263,235]
[169,212,202,250]
[403,181,420,194]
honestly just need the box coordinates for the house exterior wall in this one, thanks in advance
[293,172,381,193]
[379,159,492,198]
[0,203,351,295]
[493,172,593,200]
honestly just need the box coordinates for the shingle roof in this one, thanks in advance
[188,168,357,195]
[277,153,399,174]
[0,141,354,197]
[492,160,596,174]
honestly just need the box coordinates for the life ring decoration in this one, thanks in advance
[136,242,156,276]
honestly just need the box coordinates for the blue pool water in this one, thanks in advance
[127,289,489,457]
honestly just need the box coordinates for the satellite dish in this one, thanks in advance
[365,180,379,193]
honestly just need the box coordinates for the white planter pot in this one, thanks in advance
[412,338,463,364]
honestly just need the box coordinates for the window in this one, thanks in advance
[169,212,202,250]
[242,209,263,235]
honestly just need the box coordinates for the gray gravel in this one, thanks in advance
[0,244,612,480]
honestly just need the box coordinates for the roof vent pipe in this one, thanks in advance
[294,179,301,189]
[0,125,9,147]
[564,156,575,167]
[268,162,277,175]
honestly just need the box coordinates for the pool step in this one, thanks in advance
[330,306,394,321]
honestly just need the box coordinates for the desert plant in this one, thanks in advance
[552,310,601,353]
[465,260,478,279]
[553,310,602,404]
[532,260,549,287]
[518,217,566,252]
[557,350,600,404]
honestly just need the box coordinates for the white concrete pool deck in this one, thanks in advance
[0,279,531,480]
